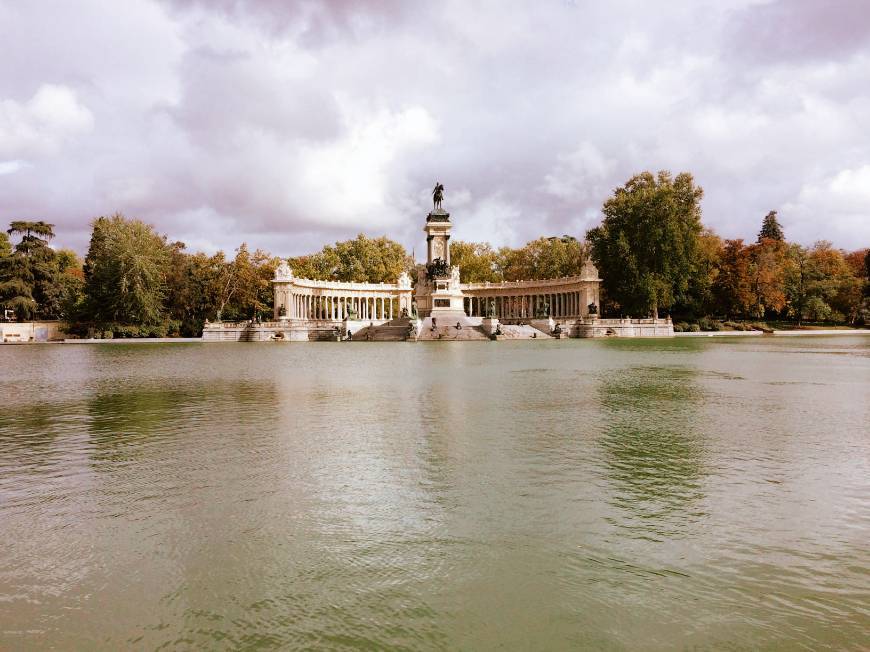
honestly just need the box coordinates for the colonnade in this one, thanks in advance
[279,292,399,321]
[463,289,589,319]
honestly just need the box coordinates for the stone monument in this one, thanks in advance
[415,182,466,318]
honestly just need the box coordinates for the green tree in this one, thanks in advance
[497,236,588,281]
[784,242,859,324]
[0,231,11,259]
[0,221,59,320]
[83,215,169,326]
[673,228,722,318]
[757,210,785,242]
[784,243,812,325]
[450,240,500,282]
[586,171,704,317]
[43,248,85,320]
[806,242,856,323]
[164,243,228,335]
[215,245,277,321]
[287,234,412,283]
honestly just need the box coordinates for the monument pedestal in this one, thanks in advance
[415,205,469,318]
[481,317,500,336]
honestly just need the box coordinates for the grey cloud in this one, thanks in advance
[0,0,868,257]
[727,0,870,63]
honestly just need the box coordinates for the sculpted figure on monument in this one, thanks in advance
[426,257,450,280]
[487,299,497,318]
[432,182,444,209]
[588,302,598,315]
[274,261,293,281]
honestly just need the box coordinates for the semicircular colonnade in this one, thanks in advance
[459,271,601,320]
[272,269,414,323]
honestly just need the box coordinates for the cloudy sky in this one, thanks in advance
[1,0,869,257]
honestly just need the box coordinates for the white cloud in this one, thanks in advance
[0,85,93,158]
[543,142,616,202]
[0,160,30,176]
[784,165,870,246]
[295,103,440,229]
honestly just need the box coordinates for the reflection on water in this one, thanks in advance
[597,365,706,540]
[0,338,868,650]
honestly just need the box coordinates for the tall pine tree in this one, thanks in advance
[758,211,784,242]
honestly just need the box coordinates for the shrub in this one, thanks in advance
[675,321,690,332]
[711,320,725,331]
[143,323,167,338]
[697,317,713,331]
[689,323,701,332]
[805,296,832,322]
[673,323,684,332]
[114,325,140,338]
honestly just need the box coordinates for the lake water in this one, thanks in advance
[1,337,868,650]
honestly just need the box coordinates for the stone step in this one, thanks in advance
[350,319,414,342]
[492,324,552,340]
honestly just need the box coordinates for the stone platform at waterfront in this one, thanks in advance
[202,316,674,342]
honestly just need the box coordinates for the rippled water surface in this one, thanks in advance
[1,337,868,650]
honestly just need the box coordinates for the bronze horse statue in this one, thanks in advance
[432,182,444,209]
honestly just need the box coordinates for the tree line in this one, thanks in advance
[1,172,868,336]
[0,216,278,337]
[585,171,868,325]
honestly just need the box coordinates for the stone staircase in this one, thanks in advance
[416,317,490,341]
[492,324,553,340]
[351,318,415,341]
